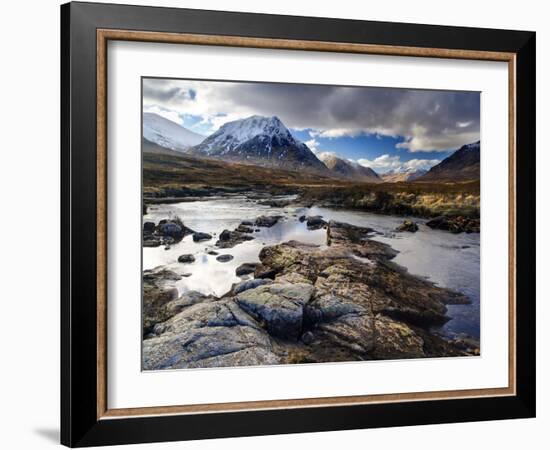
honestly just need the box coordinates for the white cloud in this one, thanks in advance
[303,139,337,161]
[357,154,440,174]
[395,130,480,152]
[304,138,320,153]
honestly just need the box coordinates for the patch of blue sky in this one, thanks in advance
[290,129,451,163]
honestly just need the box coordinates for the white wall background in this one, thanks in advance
[0,0,546,449]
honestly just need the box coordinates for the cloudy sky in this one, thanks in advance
[143,78,480,173]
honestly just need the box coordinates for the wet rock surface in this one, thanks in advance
[396,220,419,232]
[142,268,181,336]
[299,215,327,230]
[216,254,234,263]
[235,283,315,339]
[230,278,272,295]
[426,216,480,233]
[215,228,255,249]
[255,215,283,227]
[142,220,477,370]
[257,199,294,207]
[143,300,281,370]
[177,254,195,264]
[143,216,194,248]
[192,232,212,242]
[235,262,259,276]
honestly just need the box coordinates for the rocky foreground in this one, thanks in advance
[142,221,479,370]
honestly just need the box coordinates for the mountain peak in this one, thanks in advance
[416,140,480,182]
[197,115,296,155]
[319,152,381,183]
[188,115,328,173]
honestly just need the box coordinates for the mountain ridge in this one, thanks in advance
[318,152,381,183]
[417,141,480,182]
[382,168,428,183]
[187,115,328,173]
[143,112,205,152]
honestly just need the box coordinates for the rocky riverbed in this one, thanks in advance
[142,215,479,370]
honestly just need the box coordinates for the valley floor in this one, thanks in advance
[143,150,480,219]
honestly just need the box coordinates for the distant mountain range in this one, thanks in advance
[318,152,381,183]
[142,112,479,183]
[417,141,480,182]
[381,168,428,183]
[186,115,328,173]
[143,112,204,152]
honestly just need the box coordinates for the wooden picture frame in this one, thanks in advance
[61,2,536,447]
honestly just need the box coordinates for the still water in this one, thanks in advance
[143,196,480,339]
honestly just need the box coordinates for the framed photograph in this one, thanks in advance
[61,1,536,447]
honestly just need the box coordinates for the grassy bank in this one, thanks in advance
[298,182,480,218]
[143,150,479,218]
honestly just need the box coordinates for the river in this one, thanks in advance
[143,195,480,340]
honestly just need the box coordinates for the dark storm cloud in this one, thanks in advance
[143,78,197,104]
[227,83,480,151]
[142,78,480,152]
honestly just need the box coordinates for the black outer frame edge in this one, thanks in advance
[60,2,72,447]
[514,33,536,415]
[66,1,534,52]
[60,2,536,447]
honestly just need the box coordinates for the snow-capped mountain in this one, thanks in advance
[381,168,428,183]
[187,115,328,172]
[417,141,480,182]
[318,152,381,183]
[143,112,205,152]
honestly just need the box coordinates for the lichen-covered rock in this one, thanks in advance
[315,314,376,355]
[231,278,272,295]
[305,215,327,230]
[371,315,425,359]
[187,346,280,368]
[274,272,312,285]
[426,216,480,233]
[235,224,254,233]
[142,218,474,368]
[215,229,255,248]
[304,294,365,326]
[254,264,278,280]
[142,300,280,370]
[254,221,470,357]
[396,220,419,232]
[142,268,181,336]
[235,283,315,339]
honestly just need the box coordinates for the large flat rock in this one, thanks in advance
[143,300,280,370]
[235,283,315,339]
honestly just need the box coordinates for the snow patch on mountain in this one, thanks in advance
[143,112,204,152]
[197,115,297,155]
